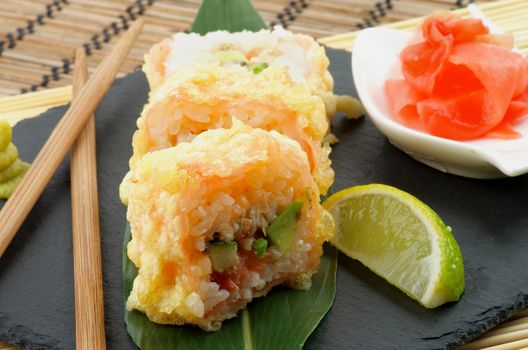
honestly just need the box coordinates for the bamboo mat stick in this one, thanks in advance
[0,106,56,126]
[0,86,71,112]
[71,47,106,350]
[0,18,144,258]
[485,317,528,337]
[460,329,528,349]
[480,339,528,350]
[513,310,528,319]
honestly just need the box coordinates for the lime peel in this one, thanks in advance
[323,184,464,308]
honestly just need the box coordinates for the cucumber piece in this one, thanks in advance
[252,238,268,257]
[209,241,239,272]
[267,200,303,254]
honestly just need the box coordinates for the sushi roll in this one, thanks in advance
[121,62,334,202]
[125,120,335,331]
[143,27,354,119]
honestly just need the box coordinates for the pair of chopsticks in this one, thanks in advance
[0,19,145,350]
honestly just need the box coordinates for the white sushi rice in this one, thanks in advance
[165,27,317,84]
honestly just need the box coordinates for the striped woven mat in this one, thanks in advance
[3,1,528,349]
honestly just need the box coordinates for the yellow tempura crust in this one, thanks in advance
[123,63,334,199]
[125,121,335,331]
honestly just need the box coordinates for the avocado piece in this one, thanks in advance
[208,241,239,272]
[252,238,268,257]
[213,50,248,64]
[267,200,304,254]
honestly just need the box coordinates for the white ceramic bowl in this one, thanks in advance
[351,27,528,179]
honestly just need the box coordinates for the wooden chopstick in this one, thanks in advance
[71,48,106,350]
[0,18,144,258]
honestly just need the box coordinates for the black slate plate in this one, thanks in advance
[1,48,528,350]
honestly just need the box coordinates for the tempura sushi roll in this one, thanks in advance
[125,120,335,331]
[143,27,350,118]
[123,63,334,198]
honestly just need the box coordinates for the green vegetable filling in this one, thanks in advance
[267,200,303,254]
[252,238,268,257]
[209,241,239,272]
[208,200,303,266]
[248,62,268,74]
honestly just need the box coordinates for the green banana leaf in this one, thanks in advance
[123,222,338,350]
[191,0,267,34]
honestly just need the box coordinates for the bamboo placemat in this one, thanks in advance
[1,0,528,349]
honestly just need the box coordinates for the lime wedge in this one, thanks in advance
[323,184,464,308]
